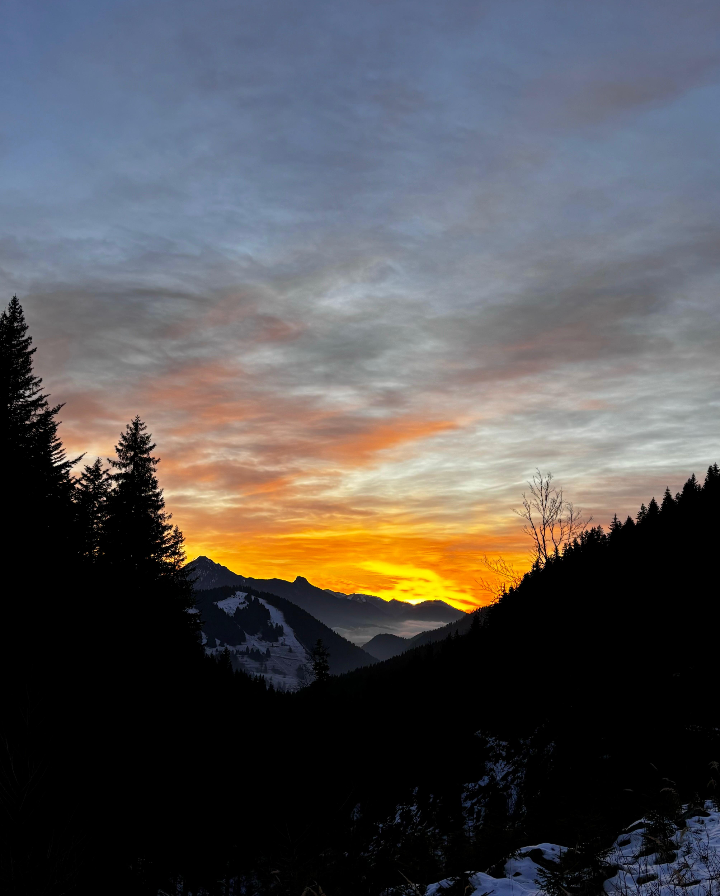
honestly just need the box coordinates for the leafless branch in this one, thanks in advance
[475,554,523,600]
[513,470,591,566]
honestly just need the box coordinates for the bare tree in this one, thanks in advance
[514,470,590,566]
[475,554,523,601]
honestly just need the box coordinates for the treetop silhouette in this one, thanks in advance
[0,295,76,551]
[104,415,186,583]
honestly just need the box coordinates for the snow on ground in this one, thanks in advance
[462,735,539,832]
[255,597,304,653]
[421,804,720,896]
[604,804,720,896]
[216,593,248,616]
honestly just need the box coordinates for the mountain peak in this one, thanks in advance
[185,557,466,635]
[187,556,245,589]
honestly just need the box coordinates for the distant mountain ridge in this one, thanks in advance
[195,584,375,689]
[363,605,490,660]
[187,557,467,640]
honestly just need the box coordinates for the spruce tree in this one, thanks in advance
[74,458,111,563]
[102,415,200,666]
[104,416,186,586]
[0,295,74,544]
[679,472,701,504]
[608,514,623,540]
[0,299,86,891]
[704,464,720,499]
[310,638,330,683]
[0,294,79,663]
[99,418,202,871]
[660,487,676,514]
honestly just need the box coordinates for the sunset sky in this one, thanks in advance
[3,1,720,609]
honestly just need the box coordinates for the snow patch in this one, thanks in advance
[204,593,312,691]
[421,803,720,896]
[215,592,248,616]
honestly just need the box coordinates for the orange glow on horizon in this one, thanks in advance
[180,523,531,611]
[58,367,536,614]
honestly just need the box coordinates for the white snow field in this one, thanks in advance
[421,803,720,896]
[215,592,248,616]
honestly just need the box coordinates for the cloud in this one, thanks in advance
[3,0,720,606]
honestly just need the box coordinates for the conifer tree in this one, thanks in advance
[0,295,74,542]
[102,415,200,668]
[310,639,331,683]
[705,464,720,497]
[0,299,86,892]
[660,487,676,513]
[104,416,186,586]
[679,472,701,503]
[74,457,111,563]
[608,514,623,540]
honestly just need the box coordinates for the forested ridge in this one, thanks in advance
[2,294,720,895]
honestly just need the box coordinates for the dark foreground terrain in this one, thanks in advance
[3,295,720,895]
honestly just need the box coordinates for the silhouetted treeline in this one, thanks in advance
[287,464,720,889]
[0,297,280,895]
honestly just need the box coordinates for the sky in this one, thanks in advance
[3,0,720,609]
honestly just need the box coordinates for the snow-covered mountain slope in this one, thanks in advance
[194,585,375,688]
[416,803,720,896]
[203,591,312,691]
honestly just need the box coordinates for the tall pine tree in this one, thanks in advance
[104,416,186,585]
[0,295,74,549]
[102,416,200,656]
[74,457,111,564]
[0,301,87,893]
[310,638,331,684]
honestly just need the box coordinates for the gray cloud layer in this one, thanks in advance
[2,0,720,591]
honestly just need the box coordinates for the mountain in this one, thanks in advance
[363,605,490,660]
[405,604,490,646]
[362,632,408,661]
[193,584,375,689]
[186,556,467,642]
